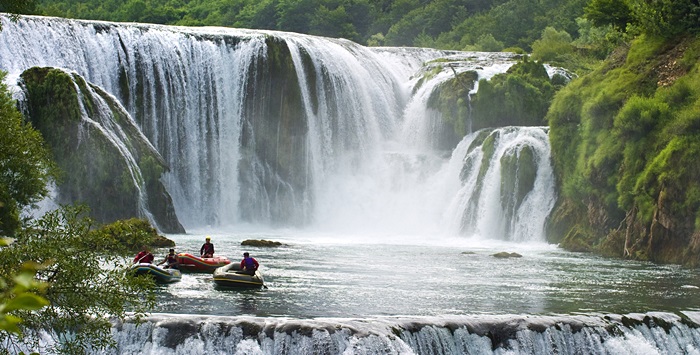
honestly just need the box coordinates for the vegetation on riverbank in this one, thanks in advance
[0,206,158,353]
[547,34,700,265]
[2,0,700,351]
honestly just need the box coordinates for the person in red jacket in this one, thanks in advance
[133,246,154,264]
[240,252,259,275]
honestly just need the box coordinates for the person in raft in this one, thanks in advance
[157,248,179,269]
[133,246,154,264]
[200,236,215,258]
[240,252,259,275]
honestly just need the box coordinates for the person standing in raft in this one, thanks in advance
[157,248,179,269]
[200,236,215,258]
[133,246,154,264]
[240,252,259,275]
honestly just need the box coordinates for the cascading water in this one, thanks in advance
[99,312,700,354]
[0,14,555,239]
[4,14,700,355]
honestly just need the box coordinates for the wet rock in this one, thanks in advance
[241,239,283,247]
[491,252,522,258]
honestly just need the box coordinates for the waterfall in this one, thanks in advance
[0,14,555,240]
[71,74,155,223]
[444,127,555,241]
[89,312,700,354]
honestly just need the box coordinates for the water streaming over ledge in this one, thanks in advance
[3,15,700,354]
[97,312,700,354]
[0,15,551,240]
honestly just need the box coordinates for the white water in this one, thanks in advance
[0,14,554,240]
[4,14,700,355]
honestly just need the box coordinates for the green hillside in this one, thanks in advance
[547,34,700,265]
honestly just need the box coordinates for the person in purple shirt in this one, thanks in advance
[240,252,259,275]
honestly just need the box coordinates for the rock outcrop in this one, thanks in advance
[20,67,185,233]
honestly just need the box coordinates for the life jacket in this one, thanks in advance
[243,257,256,270]
[201,242,214,255]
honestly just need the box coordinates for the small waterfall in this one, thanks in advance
[93,312,700,354]
[444,127,555,241]
[0,15,555,241]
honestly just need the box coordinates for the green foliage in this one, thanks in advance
[0,238,49,339]
[0,0,37,28]
[470,57,557,131]
[630,0,700,37]
[30,0,592,57]
[547,34,700,264]
[572,17,624,60]
[463,33,505,52]
[531,27,573,62]
[0,206,156,354]
[0,71,58,237]
[310,5,359,41]
[584,0,632,30]
[437,0,587,52]
[91,218,175,254]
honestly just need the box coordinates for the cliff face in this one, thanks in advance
[20,67,185,233]
[546,35,700,266]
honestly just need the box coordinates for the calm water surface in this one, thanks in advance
[150,231,700,318]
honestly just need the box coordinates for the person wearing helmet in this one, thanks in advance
[240,252,259,275]
[200,236,215,258]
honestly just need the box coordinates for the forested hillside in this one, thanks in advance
[33,0,586,52]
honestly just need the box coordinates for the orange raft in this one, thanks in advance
[176,253,231,273]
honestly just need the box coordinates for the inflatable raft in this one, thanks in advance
[213,263,265,289]
[130,263,182,284]
[176,253,231,273]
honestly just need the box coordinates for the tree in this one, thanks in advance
[0,206,156,354]
[0,71,58,237]
[584,0,632,30]
[309,5,360,41]
[0,0,37,27]
[531,26,573,62]
[630,0,700,37]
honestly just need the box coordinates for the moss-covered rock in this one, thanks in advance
[20,67,184,233]
[500,145,537,224]
[471,57,561,131]
[426,68,478,149]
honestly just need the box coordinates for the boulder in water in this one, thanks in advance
[492,252,522,258]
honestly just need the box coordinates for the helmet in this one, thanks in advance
[206,236,211,240]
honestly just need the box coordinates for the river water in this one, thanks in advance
[151,231,700,318]
[4,15,700,353]
[100,231,700,354]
